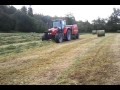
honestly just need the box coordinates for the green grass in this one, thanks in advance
[0,33,43,46]
[0,33,52,55]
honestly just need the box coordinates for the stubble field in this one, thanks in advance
[0,33,120,85]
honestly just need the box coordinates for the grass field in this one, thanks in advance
[0,33,120,85]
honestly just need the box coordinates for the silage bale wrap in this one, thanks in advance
[92,30,97,34]
[117,30,120,33]
[97,30,105,37]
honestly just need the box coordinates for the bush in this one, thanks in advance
[117,30,120,33]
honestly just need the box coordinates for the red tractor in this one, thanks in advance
[42,19,79,43]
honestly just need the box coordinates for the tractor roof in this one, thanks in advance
[53,19,65,21]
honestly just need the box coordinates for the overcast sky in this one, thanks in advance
[13,5,120,22]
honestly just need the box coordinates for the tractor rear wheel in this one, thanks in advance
[55,32,63,43]
[66,30,71,41]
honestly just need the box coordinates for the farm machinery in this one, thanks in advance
[42,19,79,43]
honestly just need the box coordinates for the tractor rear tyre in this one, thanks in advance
[66,30,71,41]
[55,33,63,43]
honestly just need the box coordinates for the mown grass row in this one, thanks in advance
[0,33,52,55]
[0,33,43,46]
[0,33,92,56]
[0,33,43,37]
[0,41,52,55]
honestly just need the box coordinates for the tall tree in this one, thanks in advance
[106,8,120,32]
[7,6,17,14]
[13,10,36,32]
[21,6,27,15]
[77,20,93,33]
[65,13,76,25]
[0,10,15,32]
[28,5,33,17]
[92,17,106,30]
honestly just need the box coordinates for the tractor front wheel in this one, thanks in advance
[55,32,63,43]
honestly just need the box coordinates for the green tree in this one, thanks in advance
[0,11,15,32]
[106,8,120,32]
[77,20,93,33]
[92,17,106,30]
[34,14,48,32]
[0,5,16,32]
[0,5,9,14]
[13,10,36,32]
[65,13,76,25]
[28,5,33,17]
[7,6,17,14]
[21,6,27,15]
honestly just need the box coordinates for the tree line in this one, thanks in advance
[0,5,120,33]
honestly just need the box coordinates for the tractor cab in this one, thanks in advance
[52,19,66,30]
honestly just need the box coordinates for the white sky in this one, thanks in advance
[13,5,120,23]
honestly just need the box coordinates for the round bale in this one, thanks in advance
[92,30,97,34]
[117,30,120,33]
[97,30,105,37]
